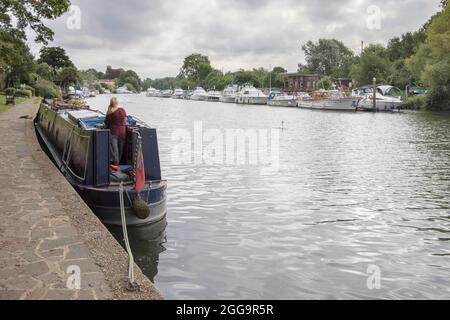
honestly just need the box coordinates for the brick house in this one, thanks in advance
[283,73,321,93]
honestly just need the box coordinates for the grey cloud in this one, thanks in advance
[29,0,443,78]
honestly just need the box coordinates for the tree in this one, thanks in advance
[35,62,54,81]
[301,39,354,77]
[141,78,153,91]
[105,66,124,79]
[0,31,35,87]
[350,44,391,86]
[0,0,70,44]
[407,2,450,110]
[179,53,213,85]
[386,31,426,61]
[56,67,79,89]
[316,76,333,90]
[38,47,74,72]
[271,67,287,88]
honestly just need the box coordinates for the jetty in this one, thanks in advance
[0,98,163,300]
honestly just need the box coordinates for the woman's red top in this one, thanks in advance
[105,108,127,141]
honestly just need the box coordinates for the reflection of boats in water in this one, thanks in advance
[109,218,168,282]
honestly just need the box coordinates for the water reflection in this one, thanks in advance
[109,218,167,282]
[91,95,450,300]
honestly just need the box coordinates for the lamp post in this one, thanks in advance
[373,77,377,111]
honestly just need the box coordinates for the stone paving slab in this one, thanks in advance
[0,99,163,300]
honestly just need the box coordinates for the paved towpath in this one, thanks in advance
[0,99,163,300]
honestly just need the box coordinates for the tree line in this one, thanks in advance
[1,0,449,110]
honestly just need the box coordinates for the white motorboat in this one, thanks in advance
[146,87,159,97]
[116,86,133,94]
[353,85,403,111]
[219,85,238,103]
[190,87,208,101]
[298,90,359,111]
[206,90,221,102]
[158,89,172,98]
[172,88,184,99]
[235,85,268,105]
[267,91,298,107]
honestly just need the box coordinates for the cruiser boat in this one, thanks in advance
[158,89,172,98]
[206,90,221,102]
[146,87,158,97]
[34,100,167,227]
[267,91,298,107]
[235,85,268,105]
[190,87,207,101]
[352,85,403,111]
[298,90,359,111]
[172,88,184,99]
[219,85,238,103]
[116,86,133,94]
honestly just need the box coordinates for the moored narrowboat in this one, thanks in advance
[34,100,167,227]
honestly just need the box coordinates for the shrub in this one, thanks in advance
[22,84,35,95]
[33,80,61,99]
[15,89,33,98]
[4,88,15,96]
[404,94,428,110]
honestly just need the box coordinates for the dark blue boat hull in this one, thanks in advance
[34,102,167,227]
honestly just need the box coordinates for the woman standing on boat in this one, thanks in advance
[105,97,127,165]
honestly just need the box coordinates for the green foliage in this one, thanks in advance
[407,3,450,110]
[0,31,36,87]
[124,83,136,92]
[388,59,412,89]
[316,76,333,90]
[38,47,74,71]
[0,0,70,44]
[179,53,213,85]
[35,62,54,81]
[105,66,124,79]
[15,88,32,98]
[56,67,79,88]
[351,44,391,86]
[404,94,428,110]
[386,31,427,62]
[33,79,61,98]
[301,39,354,77]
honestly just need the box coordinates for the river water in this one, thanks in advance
[89,94,450,300]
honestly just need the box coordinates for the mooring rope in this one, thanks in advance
[119,182,140,292]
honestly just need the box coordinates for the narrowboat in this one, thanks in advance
[34,100,167,227]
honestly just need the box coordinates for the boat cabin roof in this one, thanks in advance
[64,109,137,130]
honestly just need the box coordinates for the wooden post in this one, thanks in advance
[373,77,377,111]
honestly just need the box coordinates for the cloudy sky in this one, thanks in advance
[28,0,442,79]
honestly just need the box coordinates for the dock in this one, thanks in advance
[0,98,163,300]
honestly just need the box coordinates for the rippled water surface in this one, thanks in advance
[90,94,450,300]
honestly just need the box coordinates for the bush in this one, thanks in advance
[404,94,428,110]
[22,84,35,96]
[15,89,33,98]
[33,80,61,99]
[5,88,15,96]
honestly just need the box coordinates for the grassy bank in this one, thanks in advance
[0,95,26,113]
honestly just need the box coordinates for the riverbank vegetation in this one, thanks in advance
[0,0,448,110]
